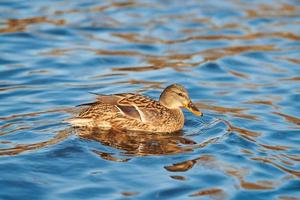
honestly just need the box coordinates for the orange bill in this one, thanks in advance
[185,101,203,116]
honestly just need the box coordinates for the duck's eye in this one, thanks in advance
[178,93,184,97]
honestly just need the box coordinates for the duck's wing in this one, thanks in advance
[92,93,165,122]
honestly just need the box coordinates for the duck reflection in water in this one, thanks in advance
[75,127,197,156]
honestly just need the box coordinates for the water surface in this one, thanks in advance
[1,0,300,199]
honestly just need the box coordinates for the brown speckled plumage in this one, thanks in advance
[66,84,202,133]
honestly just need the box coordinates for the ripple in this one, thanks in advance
[1,0,300,199]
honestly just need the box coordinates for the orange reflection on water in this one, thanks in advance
[170,175,186,181]
[240,149,254,155]
[280,57,300,65]
[252,157,300,178]
[272,155,294,166]
[246,100,279,110]
[240,180,274,190]
[278,196,300,200]
[279,76,300,82]
[54,1,139,15]
[246,3,300,18]
[281,154,300,162]
[164,155,215,172]
[227,70,250,79]
[273,112,300,126]
[260,144,290,151]
[0,17,65,33]
[113,31,300,45]
[189,188,225,199]
[227,169,275,190]
[121,191,139,197]
[165,159,197,172]
[112,65,162,72]
[96,49,142,56]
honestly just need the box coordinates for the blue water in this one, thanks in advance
[1,0,300,199]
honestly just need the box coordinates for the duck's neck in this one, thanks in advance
[159,92,177,109]
[159,98,170,108]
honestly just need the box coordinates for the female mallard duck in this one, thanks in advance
[66,84,202,133]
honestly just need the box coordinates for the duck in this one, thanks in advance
[66,84,203,133]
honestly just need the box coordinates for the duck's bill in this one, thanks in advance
[185,102,203,116]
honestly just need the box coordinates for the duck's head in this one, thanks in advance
[159,84,203,116]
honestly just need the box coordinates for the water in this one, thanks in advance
[1,0,300,199]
